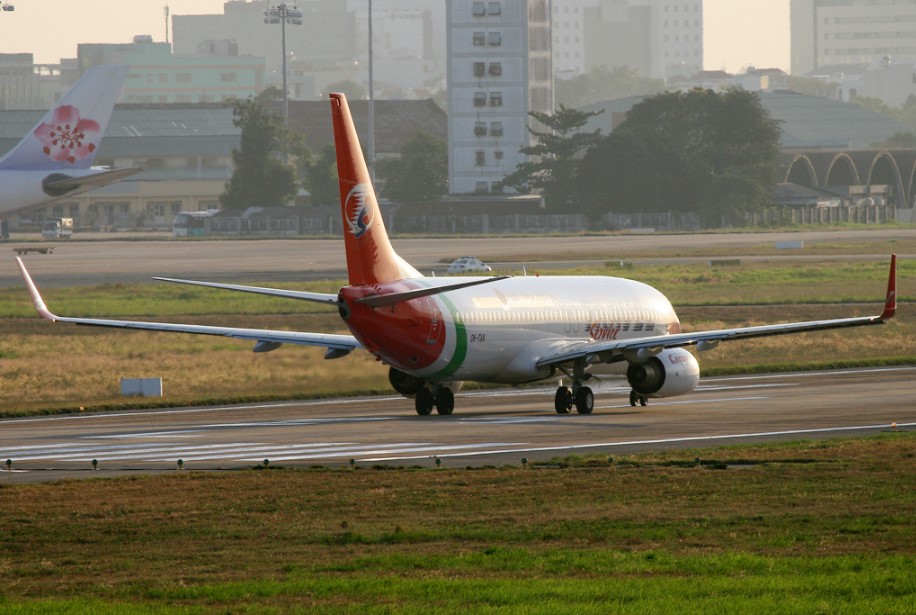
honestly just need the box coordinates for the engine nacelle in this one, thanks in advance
[626,348,699,398]
[388,367,426,397]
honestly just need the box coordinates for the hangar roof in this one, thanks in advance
[582,91,907,150]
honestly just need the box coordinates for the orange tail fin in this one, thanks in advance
[329,93,420,285]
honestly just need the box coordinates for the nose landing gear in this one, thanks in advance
[629,390,648,407]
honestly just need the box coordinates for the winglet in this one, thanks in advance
[881,253,897,321]
[15,257,58,322]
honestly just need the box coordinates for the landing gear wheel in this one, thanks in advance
[639,394,648,407]
[629,390,638,407]
[554,386,572,414]
[415,388,434,416]
[435,388,455,415]
[575,386,594,414]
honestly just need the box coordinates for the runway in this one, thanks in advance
[2,366,913,483]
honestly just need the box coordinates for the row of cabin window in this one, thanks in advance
[472,2,501,17]
[454,308,663,328]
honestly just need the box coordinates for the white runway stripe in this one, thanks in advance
[5,442,271,462]
[1,441,522,464]
[138,442,430,462]
[238,442,524,462]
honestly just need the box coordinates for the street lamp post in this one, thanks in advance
[264,3,303,123]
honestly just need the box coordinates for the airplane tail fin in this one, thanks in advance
[0,65,128,171]
[329,93,421,285]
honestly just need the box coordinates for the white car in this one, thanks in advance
[447,256,492,274]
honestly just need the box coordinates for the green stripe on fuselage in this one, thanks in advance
[426,292,467,381]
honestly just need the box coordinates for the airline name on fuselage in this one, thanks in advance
[588,322,659,340]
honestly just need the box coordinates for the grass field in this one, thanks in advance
[0,433,912,613]
[0,257,912,415]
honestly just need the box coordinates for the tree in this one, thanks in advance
[880,131,916,148]
[578,125,698,223]
[220,97,298,211]
[377,132,447,204]
[306,144,339,205]
[579,88,783,226]
[503,105,604,211]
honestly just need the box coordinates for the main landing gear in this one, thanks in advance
[629,390,648,407]
[415,386,454,416]
[554,360,594,415]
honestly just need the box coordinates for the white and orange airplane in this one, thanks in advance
[0,65,139,215]
[17,93,897,415]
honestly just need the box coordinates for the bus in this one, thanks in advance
[172,210,219,237]
[41,217,74,239]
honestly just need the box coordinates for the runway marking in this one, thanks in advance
[0,441,522,465]
[6,442,272,462]
[236,442,524,463]
[359,422,916,463]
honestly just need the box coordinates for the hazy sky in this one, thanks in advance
[0,0,790,74]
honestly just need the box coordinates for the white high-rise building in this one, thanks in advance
[792,0,916,75]
[348,0,447,97]
[447,0,553,195]
[552,0,703,80]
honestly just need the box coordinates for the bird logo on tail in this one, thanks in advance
[345,183,375,238]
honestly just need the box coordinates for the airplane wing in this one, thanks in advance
[537,254,897,369]
[153,277,340,305]
[16,258,360,357]
[44,167,144,194]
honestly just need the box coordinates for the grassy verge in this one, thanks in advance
[0,434,912,613]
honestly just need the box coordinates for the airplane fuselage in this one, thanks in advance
[340,275,681,384]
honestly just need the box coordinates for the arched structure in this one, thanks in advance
[776,149,915,209]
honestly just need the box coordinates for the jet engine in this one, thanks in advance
[388,367,426,397]
[626,347,699,398]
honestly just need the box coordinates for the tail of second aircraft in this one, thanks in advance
[330,93,421,286]
[0,65,128,171]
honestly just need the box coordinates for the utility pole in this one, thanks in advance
[264,3,303,124]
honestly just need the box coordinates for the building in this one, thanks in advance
[447,0,553,195]
[791,0,916,76]
[172,0,356,101]
[0,53,63,110]
[553,0,703,81]
[347,0,447,98]
[78,38,265,104]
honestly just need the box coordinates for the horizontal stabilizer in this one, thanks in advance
[356,276,511,308]
[43,167,143,196]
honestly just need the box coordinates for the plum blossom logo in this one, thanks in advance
[345,183,375,238]
[34,105,101,165]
